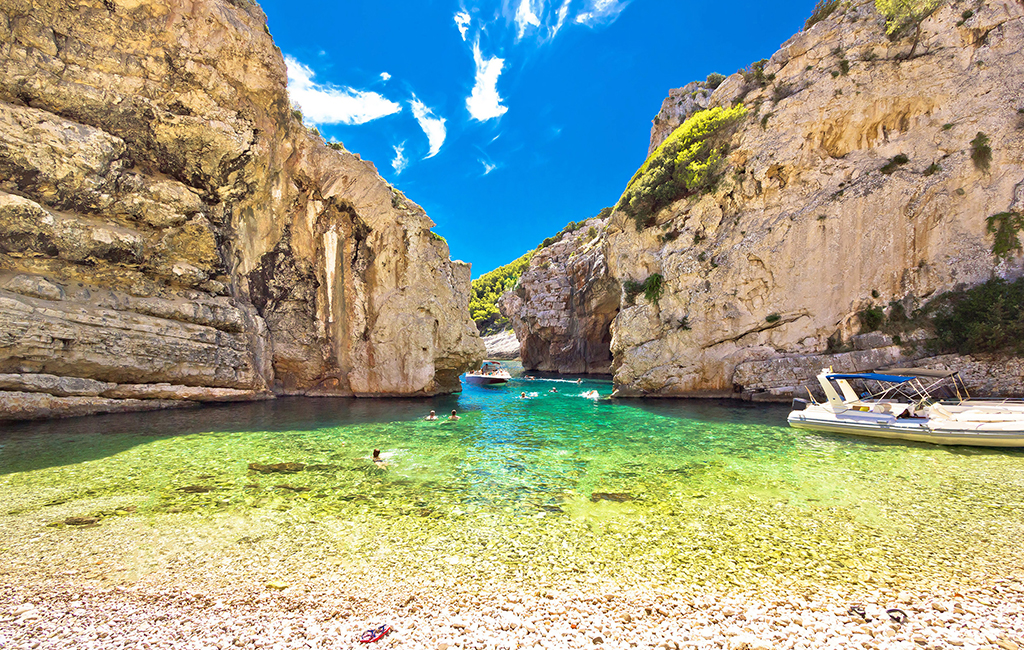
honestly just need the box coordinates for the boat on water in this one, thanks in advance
[464,360,512,386]
[787,368,1024,447]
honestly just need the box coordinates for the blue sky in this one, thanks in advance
[259,0,814,276]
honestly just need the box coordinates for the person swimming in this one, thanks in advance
[372,449,388,468]
[520,392,527,398]
[448,409,460,421]
[550,387,557,393]
[425,410,437,421]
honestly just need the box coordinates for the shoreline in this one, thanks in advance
[2,505,1023,649]
[4,571,1023,649]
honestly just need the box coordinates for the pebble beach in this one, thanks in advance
[2,506,1023,650]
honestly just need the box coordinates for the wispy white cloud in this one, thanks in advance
[285,56,401,125]
[467,42,508,121]
[392,142,408,174]
[409,96,447,158]
[514,0,542,40]
[575,0,632,26]
[480,159,497,175]
[455,10,471,40]
[552,0,572,37]
[380,72,392,82]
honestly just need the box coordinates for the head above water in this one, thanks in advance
[451,410,457,416]
[373,449,380,459]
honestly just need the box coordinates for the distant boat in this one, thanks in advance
[788,368,1024,447]
[464,361,511,386]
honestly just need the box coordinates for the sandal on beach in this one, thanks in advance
[886,608,909,624]
[359,624,392,643]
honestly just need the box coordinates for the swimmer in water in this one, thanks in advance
[520,392,527,398]
[550,387,557,393]
[448,409,460,421]
[372,449,388,468]
[425,410,437,421]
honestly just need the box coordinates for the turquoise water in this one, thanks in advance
[2,363,1024,593]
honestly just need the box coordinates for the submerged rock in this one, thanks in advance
[590,492,634,503]
[248,462,306,474]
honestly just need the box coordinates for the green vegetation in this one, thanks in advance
[538,212,609,249]
[765,313,781,324]
[468,252,534,335]
[805,0,841,30]
[428,231,447,244]
[923,162,942,176]
[875,0,945,57]
[929,278,1024,356]
[617,105,748,229]
[623,274,665,306]
[328,142,345,151]
[875,0,944,36]
[740,59,774,89]
[838,59,850,75]
[971,132,992,172]
[986,211,1024,260]
[880,153,910,174]
[705,73,726,90]
[859,306,885,331]
[291,108,303,122]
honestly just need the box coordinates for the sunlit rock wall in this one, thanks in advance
[499,219,619,374]
[607,0,1024,396]
[0,0,483,420]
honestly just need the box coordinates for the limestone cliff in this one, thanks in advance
[499,219,618,374]
[0,0,483,420]
[505,0,1024,397]
[608,0,1024,397]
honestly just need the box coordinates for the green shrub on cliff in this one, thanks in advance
[876,0,945,58]
[616,105,748,229]
[469,252,534,335]
[928,277,1024,356]
[804,0,840,30]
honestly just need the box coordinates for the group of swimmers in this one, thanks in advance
[424,409,459,421]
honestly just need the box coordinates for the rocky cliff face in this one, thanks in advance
[504,0,1024,397]
[499,219,618,374]
[607,0,1024,397]
[0,0,483,420]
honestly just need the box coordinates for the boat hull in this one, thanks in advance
[788,410,1024,447]
[464,374,509,386]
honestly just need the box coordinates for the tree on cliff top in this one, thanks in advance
[470,252,533,335]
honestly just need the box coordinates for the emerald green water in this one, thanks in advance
[2,364,1024,594]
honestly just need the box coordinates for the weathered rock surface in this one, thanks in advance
[647,80,714,155]
[605,0,1024,396]
[481,330,521,360]
[0,0,483,419]
[499,219,618,374]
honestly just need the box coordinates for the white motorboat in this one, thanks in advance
[464,360,511,386]
[787,369,1024,447]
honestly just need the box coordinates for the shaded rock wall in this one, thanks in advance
[499,219,618,374]
[0,0,482,420]
[606,0,1024,396]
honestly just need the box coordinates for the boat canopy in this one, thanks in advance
[875,367,958,379]
[825,373,914,383]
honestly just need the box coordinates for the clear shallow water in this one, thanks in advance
[2,363,1024,594]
